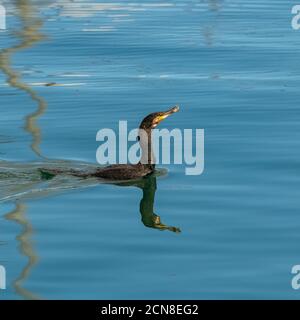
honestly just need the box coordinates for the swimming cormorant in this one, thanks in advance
[40,106,179,180]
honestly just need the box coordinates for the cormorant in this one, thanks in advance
[40,106,179,180]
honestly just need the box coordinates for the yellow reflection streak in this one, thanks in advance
[5,202,41,300]
[0,0,47,157]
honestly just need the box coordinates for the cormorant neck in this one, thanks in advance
[138,126,156,170]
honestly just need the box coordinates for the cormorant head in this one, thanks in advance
[139,105,180,130]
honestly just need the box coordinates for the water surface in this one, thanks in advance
[1,0,300,299]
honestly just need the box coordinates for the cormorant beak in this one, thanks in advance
[154,105,180,125]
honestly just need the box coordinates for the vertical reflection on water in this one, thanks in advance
[0,0,47,157]
[138,177,181,233]
[5,202,40,300]
[112,176,181,232]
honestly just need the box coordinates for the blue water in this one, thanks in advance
[1,0,300,299]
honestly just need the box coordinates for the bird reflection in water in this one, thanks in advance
[116,175,181,233]
[138,176,180,233]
